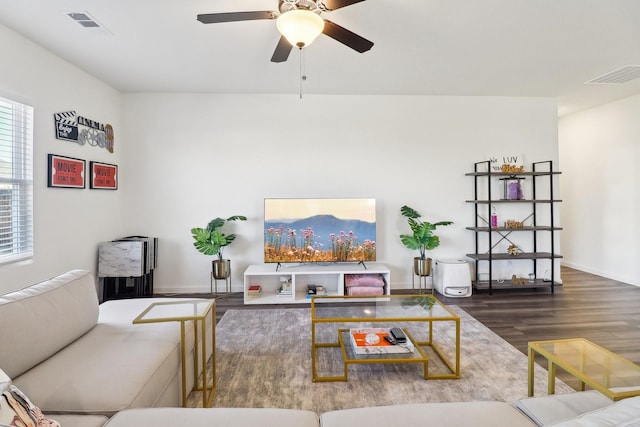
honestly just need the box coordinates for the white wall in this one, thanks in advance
[0,20,562,295]
[0,25,125,293]
[122,93,560,293]
[559,95,640,286]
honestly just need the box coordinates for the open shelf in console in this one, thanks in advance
[243,263,390,305]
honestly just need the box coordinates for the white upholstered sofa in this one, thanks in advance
[0,269,212,426]
[2,270,640,427]
[92,392,640,427]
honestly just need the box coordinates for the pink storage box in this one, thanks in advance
[344,274,386,296]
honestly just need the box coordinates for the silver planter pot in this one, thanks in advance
[212,259,231,280]
[413,257,432,277]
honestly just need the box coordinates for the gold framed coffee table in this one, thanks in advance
[133,299,216,407]
[311,294,460,382]
[528,338,640,401]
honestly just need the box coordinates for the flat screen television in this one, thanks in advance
[264,198,376,264]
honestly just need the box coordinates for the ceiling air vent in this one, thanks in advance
[67,12,102,29]
[585,65,640,85]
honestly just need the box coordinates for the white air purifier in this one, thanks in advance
[433,258,472,297]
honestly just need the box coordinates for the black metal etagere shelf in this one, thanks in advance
[465,160,562,294]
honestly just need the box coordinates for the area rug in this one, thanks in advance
[189,306,573,411]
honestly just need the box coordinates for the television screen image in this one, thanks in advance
[264,198,376,264]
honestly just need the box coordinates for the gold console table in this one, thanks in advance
[528,338,640,401]
[133,299,216,407]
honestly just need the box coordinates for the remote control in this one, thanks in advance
[390,327,407,343]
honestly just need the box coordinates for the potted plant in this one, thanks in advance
[399,205,453,276]
[191,215,247,280]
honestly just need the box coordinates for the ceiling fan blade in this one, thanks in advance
[321,0,366,11]
[322,20,373,53]
[197,11,277,24]
[271,36,293,63]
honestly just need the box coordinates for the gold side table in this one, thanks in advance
[528,338,640,401]
[133,299,216,407]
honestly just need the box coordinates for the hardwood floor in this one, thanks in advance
[453,266,640,363]
[177,266,640,366]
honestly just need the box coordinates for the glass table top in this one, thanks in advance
[311,294,458,321]
[133,299,215,323]
[531,338,640,392]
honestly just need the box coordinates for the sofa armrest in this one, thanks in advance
[515,391,614,426]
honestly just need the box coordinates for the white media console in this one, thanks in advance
[243,263,391,305]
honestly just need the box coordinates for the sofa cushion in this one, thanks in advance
[0,270,99,378]
[515,391,615,426]
[104,407,319,427]
[320,401,536,427]
[14,297,212,416]
[1,384,60,427]
[98,297,214,373]
[47,414,109,427]
[548,395,640,426]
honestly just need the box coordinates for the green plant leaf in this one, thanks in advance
[206,217,225,232]
[192,215,246,259]
[399,234,420,250]
[400,205,421,219]
[399,205,453,258]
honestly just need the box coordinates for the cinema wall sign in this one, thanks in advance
[54,111,115,153]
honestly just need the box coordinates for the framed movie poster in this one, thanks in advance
[89,161,118,190]
[47,154,86,189]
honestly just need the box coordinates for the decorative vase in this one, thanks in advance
[413,257,432,277]
[212,259,231,280]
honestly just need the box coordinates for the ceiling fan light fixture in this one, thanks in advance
[276,9,324,48]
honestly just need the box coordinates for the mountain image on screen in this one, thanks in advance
[264,211,376,264]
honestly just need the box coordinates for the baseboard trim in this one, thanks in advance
[561,261,639,287]
[154,285,241,294]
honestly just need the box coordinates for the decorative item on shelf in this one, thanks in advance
[504,219,524,229]
[511,275,528,285]
[191,215,247,293]
[281,277,292,291]
[247,284,262,296]
[500,176,525,200]
[399,205,453,277]
[501,164,525,173]
[528,273,536,283]
[306,284,326,298]
[507,244,521,256]
[349,328,415,355]
[276,276,292,297]
[491,206,498,227]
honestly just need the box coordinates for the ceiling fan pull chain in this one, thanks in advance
[299,48,305,99]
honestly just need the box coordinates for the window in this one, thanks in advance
[0,96,33,263]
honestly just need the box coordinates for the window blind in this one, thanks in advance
[0,97,34,263]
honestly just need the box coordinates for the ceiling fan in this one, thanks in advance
[197,0,374,63]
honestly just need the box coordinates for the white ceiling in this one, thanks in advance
[2,0,640,116]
